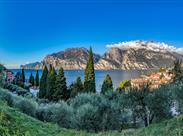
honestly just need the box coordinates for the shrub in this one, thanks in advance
[0,88,13,106]
[173,83,183,114]
[74,104,100,132]
[70,92,126,132]
[13,97,37,117]
[36,101,73,128]
[3,83,33,97]
[69,93,94,109]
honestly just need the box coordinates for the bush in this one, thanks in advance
[36,101,73,128]
[69,93,94,109]
[0,88,13,106]
[70,92,127,132]
[13,97,37,117]
[74,104,100,132]
[3,83,33,97]
[172,83,183,114]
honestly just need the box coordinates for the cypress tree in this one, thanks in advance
[46,66,56,100]
[54,67,68,101]
[14,72,23,86]
[84,47,96,93]
[30,74,35,86]
[48,64,53,72]
[29,73,35,86]
[101,74,113,94]
[39,66,48,98]
[35,70,39,87]
[70,76,84,97]
[29,73,33,85]
[21,68,25,83]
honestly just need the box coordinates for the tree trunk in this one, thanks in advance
[144,117,148,127]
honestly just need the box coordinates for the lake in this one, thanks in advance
[11,69,149,91]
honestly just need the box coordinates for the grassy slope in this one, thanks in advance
[0,101,183,136]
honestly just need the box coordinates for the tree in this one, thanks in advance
[46,66,56,100]
[116,80,131,92]
[29,73,34,86]
[13,72,24,87]
[39,66,48,98]
[101,74,113,94]
[21,68,25,83]
[29,73,33,84]
[35,70,39,87]
[173,59,183,82]
[70,76,84,97]
[0,64,4,87]
[124,84,172,127]
[54,67,69,101]
[48,64,53,73]
[84,47,96,93]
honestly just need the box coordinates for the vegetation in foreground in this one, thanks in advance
[0,99,183,136]
[0,50,183,135]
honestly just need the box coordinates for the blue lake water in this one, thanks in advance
[11,69,148,91]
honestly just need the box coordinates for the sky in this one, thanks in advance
[0,0,183,68]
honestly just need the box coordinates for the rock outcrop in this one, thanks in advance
[21,41,183,70]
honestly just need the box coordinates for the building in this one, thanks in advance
[3,69,14,83]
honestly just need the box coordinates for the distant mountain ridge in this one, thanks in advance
[21,41,183,70]
[21,48,101,70]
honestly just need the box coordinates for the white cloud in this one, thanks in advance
[106,40,183,55]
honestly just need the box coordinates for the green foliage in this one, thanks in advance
[13,72,24,87]
[39,66,48,98]
[1,97,183,136]
[0,100,61,136]
[101,74,113,94]
[36,101,73,128]
[147,85,172,122]
[69,93,125,132]
[22,68,25,83]
[119,80,131,89]
[70,76,84,98]
[84,47,96,93]
[46,66,56,100]
[29,73,34,86]
[13,97,38,117]
[173,59,183,81]
[0,88,36,117]
[3,83,32,97]
[75,104,100,132]
[124,84,172,127]
[0,83,183,134]
[172,83,183,114]
[0,64,4,72]
[0,72,4,87]
[54,67,69,101]
[0,88,13,106]
[159,67,167,73]
[35,70,39,87]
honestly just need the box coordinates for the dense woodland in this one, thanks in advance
[0,48,183,133]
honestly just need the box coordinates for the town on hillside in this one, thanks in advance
[130,68,175,89]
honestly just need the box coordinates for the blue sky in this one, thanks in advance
[0,0,183,68]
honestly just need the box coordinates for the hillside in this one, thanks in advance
[21,48,101,70]
[0,100,183,136]
[21,41,183,70]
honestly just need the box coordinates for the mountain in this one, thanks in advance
[21,41,183,70]
[21,48,101,70]
[21,62,43,69]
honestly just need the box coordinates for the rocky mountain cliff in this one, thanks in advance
[21,48,101,70]
[21,41,183,70]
